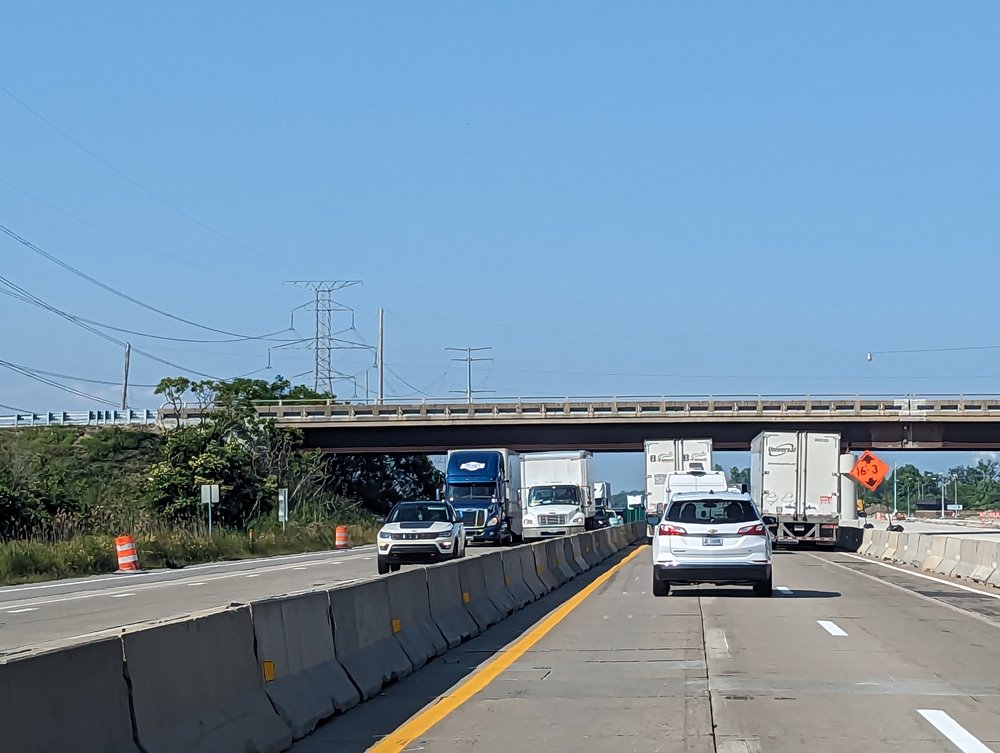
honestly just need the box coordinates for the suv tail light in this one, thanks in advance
[658,524,687,536]
[737,523,767,537]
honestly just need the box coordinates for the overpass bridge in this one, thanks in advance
[157,393,1000,453]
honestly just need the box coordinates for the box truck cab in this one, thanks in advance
[445,449,522,545]
[522,451,595,539]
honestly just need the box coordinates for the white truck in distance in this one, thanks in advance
[646,466,728,538]
[750,431,846,545]
[522,451,595,539]
[645,439,714,517]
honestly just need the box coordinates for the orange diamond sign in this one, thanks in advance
[850,451,890,491]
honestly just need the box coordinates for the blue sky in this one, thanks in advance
[2,3,999,489]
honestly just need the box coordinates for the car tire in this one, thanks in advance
[652,578,670,597]
[753,578,773,597]
[377,558,390,575]
[459,539,466,558]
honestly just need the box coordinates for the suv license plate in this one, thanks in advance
[703,537,722,546]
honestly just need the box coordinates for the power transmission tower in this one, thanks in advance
[446,346,494,403]
[284,280,363,396]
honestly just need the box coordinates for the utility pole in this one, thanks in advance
[446,346,494,403]
[120,342,131,411]
[377,308,385,405]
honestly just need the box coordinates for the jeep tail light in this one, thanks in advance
[658,524,687,536]
[737,523,767,537]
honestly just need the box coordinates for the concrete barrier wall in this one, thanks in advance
[580,535,602,568]
[533,542,560,592]
[500,548,535,608]
[548,539,576,582]
[329,579,413,701]
[517,544,548,599]
[124,607,293,753]
[857,529,875,557]
[0,637,141,753]
[250,591,360,739]
[385,567,448,670]
[481,551,517,617]
[969,541,998,584]
[953,539,981,580]
[426,559,480,646]
[935,537,963,577]
[562,537,584,576]
[923,536,947,572]
[882,531,901,562]
[570,535,590,572]
[458,555,503,631]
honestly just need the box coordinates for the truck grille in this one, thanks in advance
[537,514,567,526]
[459,510,486,528]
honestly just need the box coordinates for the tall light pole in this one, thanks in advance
[892,464,898,516]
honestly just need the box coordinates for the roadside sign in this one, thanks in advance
[200,484,220,536]
[849,451,890,491]
[856,498,865,513]
[278,488,288,529]
[947,504,963,511]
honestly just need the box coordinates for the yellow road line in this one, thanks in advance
[368,546,645,752]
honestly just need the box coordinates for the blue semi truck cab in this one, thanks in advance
[445,449,523,545]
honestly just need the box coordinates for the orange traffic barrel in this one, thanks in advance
[335,525,350,549]
[115,535,140,572]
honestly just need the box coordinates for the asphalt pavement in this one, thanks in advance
[291,543,1000,753]
[0,544,503,655]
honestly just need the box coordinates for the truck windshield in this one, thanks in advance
[447,484,495,500]
[528,486,579,506]
[665,498,758,524]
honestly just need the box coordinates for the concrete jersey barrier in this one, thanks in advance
[580,534,602,568]
[0,637,140,753]
[385,568,448,670]
[426,560,480,646]
[517,544,548,599]
[329,579,413,700]
[532,542,560,592]
[935,537,963,577]
[922,536,948,572]
[250,591,360,739]
[561,536,584,576]
[457,555,503,630]
[969,540,998,584]
[123,607,293,753]
[569,535,590,572]
[548,539,576,583]
[500,548,535,608]
[480,551,518,617]
[953,539,981,580]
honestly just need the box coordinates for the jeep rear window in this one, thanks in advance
[665,499,758,524]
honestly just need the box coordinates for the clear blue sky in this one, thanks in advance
[2,3,999,489]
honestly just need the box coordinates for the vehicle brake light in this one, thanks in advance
[737,523,767,536]
[658,524,687,536]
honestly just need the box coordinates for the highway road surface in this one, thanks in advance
[0,544,500,655]
[292,545,1000,753]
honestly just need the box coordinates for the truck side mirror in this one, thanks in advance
[646,514,661,528]
[761,515,777,526]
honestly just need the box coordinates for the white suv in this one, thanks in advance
[377,500,466,574]
[648,491,772,597]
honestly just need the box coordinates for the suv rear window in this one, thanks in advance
[665,498,758,525]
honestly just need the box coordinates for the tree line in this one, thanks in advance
[0,376,443,541]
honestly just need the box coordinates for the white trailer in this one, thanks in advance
[644,439,713,516]
[750,431,843,544]
[522,451,595,539]
[594,481,612,509]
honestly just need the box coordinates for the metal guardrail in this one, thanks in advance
[0,410,158,429]
[159,394,1000,425]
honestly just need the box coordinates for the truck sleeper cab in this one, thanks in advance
[445,449,522,545]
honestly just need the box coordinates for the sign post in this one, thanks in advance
[278,488,288,532]
[201,484,220,536]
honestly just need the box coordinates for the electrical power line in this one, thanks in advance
[0,358,119,407]
[0,84,281,266]
[0,222,282,340]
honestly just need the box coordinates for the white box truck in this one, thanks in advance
[750,431,843,544]
[644,439,714,517]
[646,467,729,538]
[522,451,595,539]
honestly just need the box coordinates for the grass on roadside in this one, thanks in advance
[0,521,379,585]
